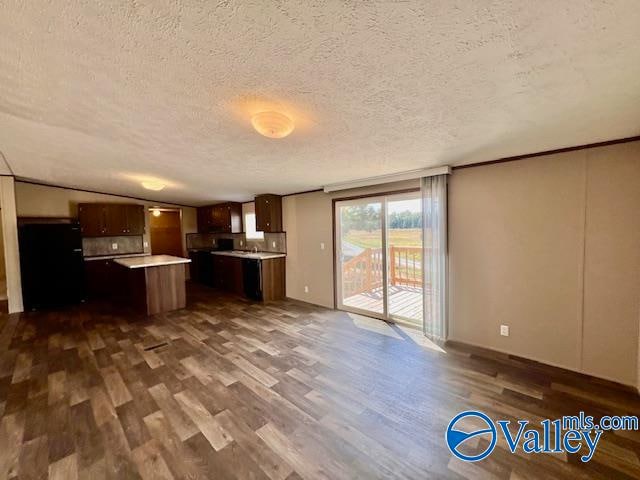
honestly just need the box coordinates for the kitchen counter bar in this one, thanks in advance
[114,254,191,269]
[114,255,191,315]
[210,251,286,260]
[85,252,150,262]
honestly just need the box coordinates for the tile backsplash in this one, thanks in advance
[83,236,144,257]
[187,232,286,254]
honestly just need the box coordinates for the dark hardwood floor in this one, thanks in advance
[0,283,639,479]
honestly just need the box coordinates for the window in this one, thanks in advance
[245,212,264,240]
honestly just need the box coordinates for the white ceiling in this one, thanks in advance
[1,1,639,206]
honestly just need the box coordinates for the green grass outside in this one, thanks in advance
[345,228,426,248]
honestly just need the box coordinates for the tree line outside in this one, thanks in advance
[340,205,427,232]
[341,205,431,249]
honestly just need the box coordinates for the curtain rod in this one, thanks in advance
[323,166,451,193]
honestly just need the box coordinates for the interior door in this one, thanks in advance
[335,197,387,318]
[149,209,183,257]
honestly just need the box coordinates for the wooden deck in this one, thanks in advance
[343,285,423,324]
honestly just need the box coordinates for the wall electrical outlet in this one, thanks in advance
[143,241,149,248]
[304,286,309,293]
[239,240,244,246]
[500,325,509,337]
[272,241,276,248]
[111,243,118,250]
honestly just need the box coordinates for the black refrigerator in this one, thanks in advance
[19,222,86,310]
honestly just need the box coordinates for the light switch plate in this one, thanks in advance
[111,243,118,250]
[320,242,325,250]
[500,325,509,337]
[304,286,309,293]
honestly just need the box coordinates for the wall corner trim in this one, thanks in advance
[0,177,24,313]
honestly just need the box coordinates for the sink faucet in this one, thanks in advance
[252,245,259,253]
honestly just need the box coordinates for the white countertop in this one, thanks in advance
[114,254,191,269]
[211,250,286,260]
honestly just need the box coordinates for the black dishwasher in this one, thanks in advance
[243,259,262,300]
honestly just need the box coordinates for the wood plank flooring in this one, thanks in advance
[0,283,639,479]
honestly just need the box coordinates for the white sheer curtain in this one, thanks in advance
[421,175,448,340]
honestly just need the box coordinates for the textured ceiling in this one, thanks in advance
[1,1,639,205]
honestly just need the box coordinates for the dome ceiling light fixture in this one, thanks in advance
[251,111,295,139]
[141,181,166,191]
[151,208,162,217]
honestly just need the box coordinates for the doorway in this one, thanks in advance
[149,208,183,257]
[335,191,423,327]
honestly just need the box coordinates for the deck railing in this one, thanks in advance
[342,246,425,298]
[342,248,384,298]
[389,246,423,287]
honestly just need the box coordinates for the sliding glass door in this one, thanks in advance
[336,198,386,317]
[386,193,423,324]
[335,192,423,326]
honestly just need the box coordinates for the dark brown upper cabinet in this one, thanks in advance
[197,202,242,233]
[255,194,282,232]
[78,203,145,237]
[78,203,107,236]
[124,204,145,235]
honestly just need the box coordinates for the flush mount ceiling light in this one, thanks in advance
[251,111,295,138]
[151,208,162,217]
[141,181,165,191]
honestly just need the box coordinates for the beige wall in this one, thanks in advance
[284,142,640,387]
[283,180,419,309]
[449,142,640,386]
[581,144,640,385]
[449,153,586,372]
[15,182,197,256]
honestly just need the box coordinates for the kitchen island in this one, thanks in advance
[114,254,191,315]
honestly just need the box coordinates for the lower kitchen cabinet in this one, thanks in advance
[188,251,200,282]
[84,259,126,299]
[189,250,214,286]
[241,257,285,301]
[212,255,243,294]
[192,252,285,301]
[260,257,286,301]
